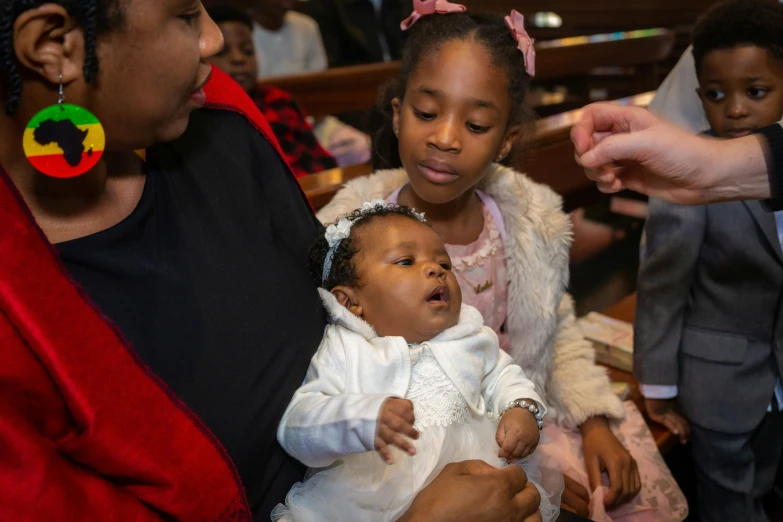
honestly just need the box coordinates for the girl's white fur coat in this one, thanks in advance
[317,164,625,428]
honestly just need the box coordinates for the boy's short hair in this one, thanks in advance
[206,5,254,31]
[692,0,783,76]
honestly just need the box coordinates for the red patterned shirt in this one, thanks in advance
[252,85,337,177]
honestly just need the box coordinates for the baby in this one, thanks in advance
[273,201,561,522]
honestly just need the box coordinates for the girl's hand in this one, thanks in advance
[580,416,641,508]
[561,474,590,517]
[375,398,419,464]
[645,398,691,444]
[496,407,540,459]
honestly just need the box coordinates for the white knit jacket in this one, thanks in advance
[278,289,544,468]
[317,164,625,428]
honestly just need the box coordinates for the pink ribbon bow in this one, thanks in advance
[504,10,536,77]
[400,0,467,31]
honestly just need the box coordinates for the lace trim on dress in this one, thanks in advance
[407,346,470,431]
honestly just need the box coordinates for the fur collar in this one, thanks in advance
[317,163,571,366]
[317,166,627,427]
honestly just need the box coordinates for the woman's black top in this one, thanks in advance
[57,109,326,519]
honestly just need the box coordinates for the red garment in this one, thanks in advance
[252,85,337,178]
[0,67,285,522]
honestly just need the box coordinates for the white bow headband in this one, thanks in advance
[321,200,426,285]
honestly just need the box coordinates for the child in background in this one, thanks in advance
[635,1,783,521]
[207,5,337,177]
[274,202,562,521]
[247,0,328,79]
[318,3,687,521]
[207,5,372,173]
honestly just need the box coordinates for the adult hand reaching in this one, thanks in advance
[398,460,542,522]
[571,103,771,205]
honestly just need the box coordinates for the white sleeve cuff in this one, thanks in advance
[640,384,678,399]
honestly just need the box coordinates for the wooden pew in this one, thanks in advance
[526,91,653,211]
[463,0,716,40]
[293,0,714,38]
[265,30,672,119]
[463,0,715,77]
[265,61,399,121]
[298,91,654,212]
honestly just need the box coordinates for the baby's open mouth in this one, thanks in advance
[427,285,450,305]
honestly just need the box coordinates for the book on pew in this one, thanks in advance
[577,312,634,373]
[611,381,631,400]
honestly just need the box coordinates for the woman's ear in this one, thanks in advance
[391,97,401,138]
[331,286,363,317]
[14,4,86,86]
[496,124,522,163]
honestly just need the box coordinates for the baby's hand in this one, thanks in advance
[375,398,419,464]
[496,406,540,460]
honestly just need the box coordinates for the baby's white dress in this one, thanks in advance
[272,290,563,522]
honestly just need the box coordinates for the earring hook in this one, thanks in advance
[57,74,64,105]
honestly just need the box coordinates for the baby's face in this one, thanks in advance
[342,215,461,343]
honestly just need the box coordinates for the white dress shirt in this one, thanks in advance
[253,12,328,79]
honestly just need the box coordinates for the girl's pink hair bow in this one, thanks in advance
[400,0,467,31]
[505,10,536,77]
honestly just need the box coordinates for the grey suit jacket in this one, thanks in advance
[634,198,783,433]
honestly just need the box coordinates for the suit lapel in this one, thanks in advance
[744,200,783,264]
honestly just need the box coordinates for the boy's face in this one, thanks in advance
[333,216,462,344]
[697,46,783,138]
[209,21,258,94]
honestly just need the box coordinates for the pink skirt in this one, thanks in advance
[538,402,688,522]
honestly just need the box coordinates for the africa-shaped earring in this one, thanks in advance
[23,74,105,178]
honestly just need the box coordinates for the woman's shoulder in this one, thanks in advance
[479,164,572,247]
[317,168,408,224]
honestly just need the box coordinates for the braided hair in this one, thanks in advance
[370,12,535,170]
[692,0,783,76]
[0,0,124,114]
[308,203,431,290]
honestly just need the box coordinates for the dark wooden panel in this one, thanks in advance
[535,29,673,80]
[463,0,717,24]
[265,61,399,120]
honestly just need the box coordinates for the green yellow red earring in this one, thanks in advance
[23,74,105,178]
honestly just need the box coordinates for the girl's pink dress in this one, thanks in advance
[388,188,688,522]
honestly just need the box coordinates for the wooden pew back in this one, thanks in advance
[265,30,672,119]
[462,0,717,35]
[299,92,654,212]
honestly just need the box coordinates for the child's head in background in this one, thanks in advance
[206,5,258,94]
[309,202,462,343]
[693,0,783,138]
[373,9,535,206]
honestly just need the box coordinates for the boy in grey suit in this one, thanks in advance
[635,2,783,521]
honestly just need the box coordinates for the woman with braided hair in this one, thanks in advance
[0,2,543,520]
